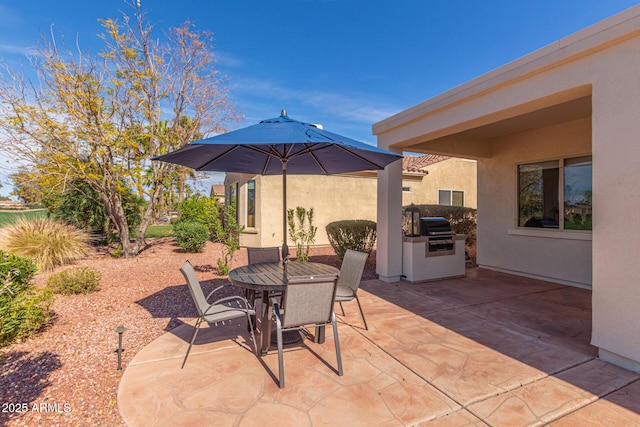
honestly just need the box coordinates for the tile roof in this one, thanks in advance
[211,184,225,195]
[402,154,449,173]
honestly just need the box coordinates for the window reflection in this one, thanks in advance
[564,156,592,230]
[518,156,592,231]
[247,180,256,228]
[518,161,559,228]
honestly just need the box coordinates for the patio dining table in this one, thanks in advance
[228,261,340,355]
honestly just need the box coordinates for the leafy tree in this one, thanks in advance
[11,170,44,205]
[0,5,239,257]
[45,179,143,243]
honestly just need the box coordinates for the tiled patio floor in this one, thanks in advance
[118,268,640,426]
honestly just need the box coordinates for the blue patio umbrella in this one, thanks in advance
[153,110,402,261]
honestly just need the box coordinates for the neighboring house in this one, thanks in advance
[0,200,27,209]
[210,184,226,205]
[373,6,640,372]
[401,155,477,208]
[224,155,476,248]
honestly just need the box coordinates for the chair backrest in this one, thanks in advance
[280,276,338,328]
[338,250,368,292]
[247,247,280,265]
[180,261,208,316]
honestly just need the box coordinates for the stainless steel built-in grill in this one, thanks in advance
[420,217,455,255]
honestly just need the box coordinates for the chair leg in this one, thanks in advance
[276,317,285,388]
[246,311,258,356]
[339,301,345,316]
[354,294,368,331]
[181,317,203,369]
[331,312,343,376]
[246,289,257,332]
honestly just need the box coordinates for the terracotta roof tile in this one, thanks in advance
[402,155,448,173]
[211,184,225,195]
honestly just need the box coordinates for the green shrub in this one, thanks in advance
[408,204,477,245]
[175,195,222,239]
[0,252,52,347]
[326,220,377,261]
[46,267,101,295]
[0,287,54,346]
[1,219,92,271]
[174,221,209,253]
[0,250,37,295]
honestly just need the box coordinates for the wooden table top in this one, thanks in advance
[228,262,340,291]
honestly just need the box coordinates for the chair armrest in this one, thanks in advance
[203,295,255,316]
[205,283,233,301]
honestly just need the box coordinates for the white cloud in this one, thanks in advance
[216,50,244,68]
[0,43,34,57]
[229,77,400,126]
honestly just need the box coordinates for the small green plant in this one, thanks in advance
[215,204,243,275]
[0,251,52,347]
[326,220,377,261]
[173,221,209,253]
[46,267,101,295]
[1,218,92,271]
[216,258,231,276]
[287,207,317,262]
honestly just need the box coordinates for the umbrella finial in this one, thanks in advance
[281,109,287,117]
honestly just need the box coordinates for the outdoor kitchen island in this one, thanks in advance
[402,234,466,283]
[400,215,467,283]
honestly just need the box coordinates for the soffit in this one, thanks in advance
[398,95,591,158]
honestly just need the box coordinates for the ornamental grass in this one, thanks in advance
[1,218,92,271]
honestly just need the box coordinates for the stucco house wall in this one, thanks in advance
[477,118,592,287]
[226,173,379,248]
[403,157,477,208]
[373,6,640,372]
[225,156,476,248]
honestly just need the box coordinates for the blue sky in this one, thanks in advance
[0,0,638,195]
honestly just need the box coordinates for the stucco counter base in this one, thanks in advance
[402,235,466,283]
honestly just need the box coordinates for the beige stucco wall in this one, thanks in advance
[226,158,476,248]
[589,34,640,372]
[373,7,640,371]
[477,118,592,287]
[404,158,477,208]
[226,173,378,248]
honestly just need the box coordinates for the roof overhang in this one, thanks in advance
[373,5,640,158]
[389,91,592,159]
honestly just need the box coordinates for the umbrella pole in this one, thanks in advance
[282,161,289,266]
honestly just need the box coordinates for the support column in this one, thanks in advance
[591,64,640,372]
[376,157,403,282]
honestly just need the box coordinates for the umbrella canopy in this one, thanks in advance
[154,110,403,260]
[154,111,401,175]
